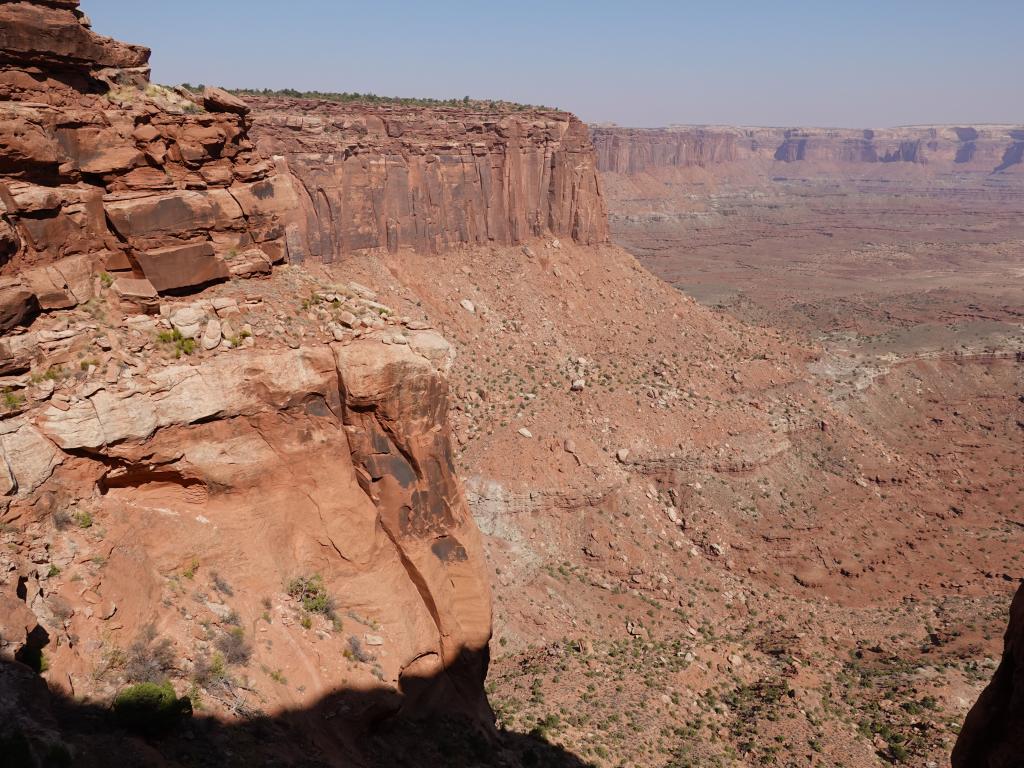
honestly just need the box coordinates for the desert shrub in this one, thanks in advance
[215,627,251,665]
[192,652,227,687]
[2,388,24,410]
[286,574,336,618]
[345,635,374,663]
[113,681,192,734]
[210,571,233,597]
[156,328,196,357]
[125,625,176,683]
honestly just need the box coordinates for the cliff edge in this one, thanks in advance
[953,583,1024,768]
[0,2,503,763]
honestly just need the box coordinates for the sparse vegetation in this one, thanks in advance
[211,571,234,596]
[124,625,176,684]
[216,86,555,112]
[113,681,192,734]
[344,635,374,663]
[215,627,252,666]
[2,388,24,410]
[287,574,336,619]
[156,328,196,357]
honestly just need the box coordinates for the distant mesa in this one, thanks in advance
[591,124,1024,174]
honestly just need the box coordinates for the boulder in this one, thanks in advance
[169,306,206,338]
[134,241,229,292]
[0,341,29,376]
[228,248,272,278]
[0,282,39,331]
[22,265,76,310]
[203,86,250,115]
[112,276,158,305]
[200,318,222,350]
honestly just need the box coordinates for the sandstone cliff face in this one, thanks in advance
[953,583,1024,767]
[0,0,495,756]
[0,0,609,336]
[0,0,149,84]
[591,127,737,174]
[592,125,1024,174]
[0,0,300,328]
[248,98,608,261]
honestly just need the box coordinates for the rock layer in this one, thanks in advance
[248,98,608,261]
[0,0,496,747]
[0,0,298,310]
[0,0,149,82]
[591,124,1024,174]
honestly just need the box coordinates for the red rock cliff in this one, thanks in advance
[0,0,496,756]
[591,127,737,174]
[592,124,1024,174]
[247,97,608,261]
[0,0,301,325]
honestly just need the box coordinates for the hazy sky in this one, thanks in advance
[85,0,1024,128]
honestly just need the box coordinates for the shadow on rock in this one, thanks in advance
[0,649,594,768]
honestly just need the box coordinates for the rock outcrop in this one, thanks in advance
[0,0,149,86]
[247,97,608,261]
[592,124,1024,174]
[0,0,298,315]
[953,583,1024,767]
[0,0,497,753]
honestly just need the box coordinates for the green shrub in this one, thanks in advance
[113,681,192,734]
[156,328,196,357]
[286,574,336,618]
[2,388,24,410]
[192,652,227,687]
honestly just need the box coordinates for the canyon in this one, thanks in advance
[0,2,1021,767]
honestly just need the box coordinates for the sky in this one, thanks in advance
[85,0,1024,128]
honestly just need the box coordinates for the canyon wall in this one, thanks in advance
[0,1,502,759]
[0,1,607,336]
[592,127,738,174]
[591,124,1024,174]
[247,98,608,261]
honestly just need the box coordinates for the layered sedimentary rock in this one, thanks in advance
[4,329,492,719]
[953,583,1024,767]
[0,0,298,323]
[0,0,149,85]
[0,0,497,753]
[247,98,608,261]
[591,127,737,174]
[0,1,608,331]
[591,124,1024,174]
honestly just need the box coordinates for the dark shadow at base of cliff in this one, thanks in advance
[0,650,595,768]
